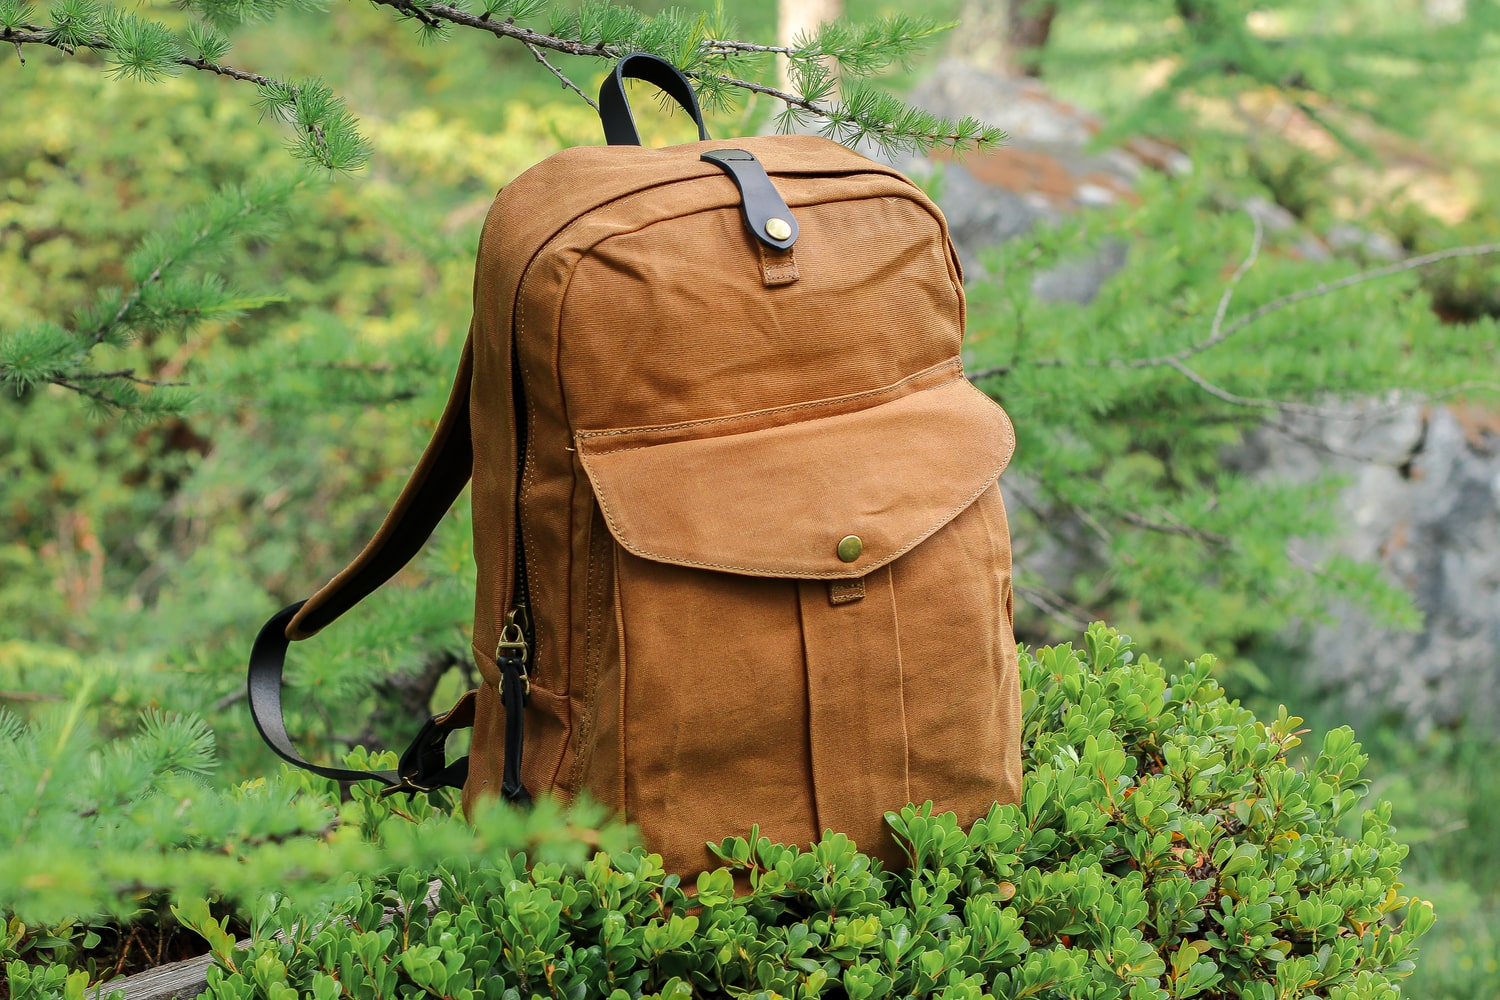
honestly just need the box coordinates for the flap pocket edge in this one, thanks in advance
[577,374,1015,580]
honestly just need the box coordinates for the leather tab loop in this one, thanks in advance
[701,148,800,251]
[829,579,866,605]
[759,243,800,287]
[389,690,477,795]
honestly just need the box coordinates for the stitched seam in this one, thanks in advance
[592,464,1011,578]
[577,360,964,450]
[578,358,961,442]
[582,370,970,460]
[570,506,608,793]
[613,544,629,815]
[758,242,799,285]
[830,581,865,605]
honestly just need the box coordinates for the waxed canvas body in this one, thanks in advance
[454,133,1022,874]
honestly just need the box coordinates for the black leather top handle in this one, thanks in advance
[598,52,710,146]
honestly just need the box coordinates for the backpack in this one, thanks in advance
[249,53,1022,875]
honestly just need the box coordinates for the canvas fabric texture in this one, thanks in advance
[275,130,1022,876]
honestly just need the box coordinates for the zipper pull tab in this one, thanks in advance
[497,606,531,695]
[495,605,533,806]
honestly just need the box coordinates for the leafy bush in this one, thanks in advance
[0,700,627,995]
[160,625,1429,1000]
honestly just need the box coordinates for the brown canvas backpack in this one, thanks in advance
[249,53,1022,875]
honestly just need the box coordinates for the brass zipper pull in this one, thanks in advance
[497,606,531,695]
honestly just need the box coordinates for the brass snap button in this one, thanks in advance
[837,534,863,562]
[765,217,793,241]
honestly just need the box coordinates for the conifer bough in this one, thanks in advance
[0,0,1006,172]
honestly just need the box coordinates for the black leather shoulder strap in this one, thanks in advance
[246,337,478,793]
[248,602,396,786]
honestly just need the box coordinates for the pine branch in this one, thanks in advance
[521,38,599,112]
[1134,237,1500,414]
[972,232,1500,419]
[47,377,136,406]
[1192,241,1500,355]
[1161,357,1402,419]
[176,54,275,86]
[3,24,271,85]
[1126,209,1266,370]
[9,3,1001,163]
[362,0,1002,152]
[6,23,363,169]
[72,369,188,387]
[702,38,793,56]
[1117,509,1229,546]
[1013,581,1092,633]
[0,182,294,414]
[367,0,622,57]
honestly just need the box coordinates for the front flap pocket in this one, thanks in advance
[576,370,1015,580]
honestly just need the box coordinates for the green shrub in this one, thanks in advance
[171,625,1429,1000]
[0,701,627,995]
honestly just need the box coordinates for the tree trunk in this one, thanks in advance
[1007,0,1058,75]
[778,0,844,88]
[951,0,1057,77]
[360,649,462,749]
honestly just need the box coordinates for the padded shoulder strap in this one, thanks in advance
[248,333,478,790]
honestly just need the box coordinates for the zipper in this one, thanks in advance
[497,331,534,673]
[495,333,535,805]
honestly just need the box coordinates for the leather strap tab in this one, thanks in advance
[829,578,866,605]
[759,243,800,287]
[701,148,800,251]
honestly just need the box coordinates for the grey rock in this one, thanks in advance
[911,62,1098,147]
[897,62,1154,301]
[1243,196,1301,234]
[1248,402,1500,730]
[928,160,1059,268]
[1242,197,1331,261]
[1028,241,1130,304]
[1325,223,1406,261]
